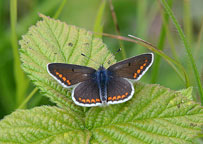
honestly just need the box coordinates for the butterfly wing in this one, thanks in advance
[47,63,96,88]
[107,77,134,104]
[72,80,102,107]
[107,53,153,80]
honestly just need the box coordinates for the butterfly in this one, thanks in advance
[47,53,154,107]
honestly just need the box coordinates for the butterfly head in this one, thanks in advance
[98,65,106,71]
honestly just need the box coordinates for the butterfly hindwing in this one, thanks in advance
[107,77,134,104]
[72,79,102,107]
[47,63,96,87]
[108,53,153,80]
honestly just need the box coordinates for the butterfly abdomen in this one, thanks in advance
[95,66,110,103]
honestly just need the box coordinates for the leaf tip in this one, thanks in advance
[38,13,51,20]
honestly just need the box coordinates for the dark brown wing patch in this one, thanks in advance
[47,63,96,87]
[107,53,153,80]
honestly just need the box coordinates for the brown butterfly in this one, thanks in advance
[47,53,154,107]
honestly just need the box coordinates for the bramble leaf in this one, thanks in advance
[178,86,193,100]
[0,106,91,144]
[0,14,202,144]
[0,83,202,143]
[86,83,203,144]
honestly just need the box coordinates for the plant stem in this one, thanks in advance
[10,0,28,108]
[108,0,126,59]
[18,88,38,109]
[53,0,67,19]
[151,0,171,83]
[93,0,106,38]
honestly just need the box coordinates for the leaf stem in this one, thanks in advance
[183,0,193,42]
[10,0,28,108]
[108,0,126,59]
[151,1,172,83]
[134,0,148,54]
[18,88,38,109]
[93,0,106,38]
[53,0,67,19]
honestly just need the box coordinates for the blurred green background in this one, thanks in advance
[0,0,202,120]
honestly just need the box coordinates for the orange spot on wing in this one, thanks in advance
[56,72,59,75]
[145,59,148,62]
[133,73,137,78]
[82,99,86,103]
[59,74,62,78]
[122,95,125,98]
[96,98,101,102]
[79,98,82,101]
[91,99,96,103]
[117,96,121,99]
[143,63,146,66]
[62,77,66,81]
[67,80,71,85]
[112,96,117,100]
[137,69,141,74]
[140,66,144,70]
[125,92,128,96]
[108,97,112,101]
[86,99,90,103]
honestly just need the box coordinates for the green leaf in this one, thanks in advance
[19,14,115,114]
[0,83,202,143]
[86,83,202,144]
[0,106,91,143]
[178,87,193,100]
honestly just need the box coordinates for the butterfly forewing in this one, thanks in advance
[108,53,153,80]
[47,63,96,87]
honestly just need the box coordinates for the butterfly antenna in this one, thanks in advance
[81,53,100,67]
[103,48,121,65]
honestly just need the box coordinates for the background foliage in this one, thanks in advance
[0,0,202,143]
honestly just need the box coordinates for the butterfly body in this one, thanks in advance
[94,66,109,104]
[47,53,154,107]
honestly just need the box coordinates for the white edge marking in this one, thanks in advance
[134,53,154,81]
[47,63,75,88]
[107,78,135,105]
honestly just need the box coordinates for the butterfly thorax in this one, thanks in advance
[95,66,110,104]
